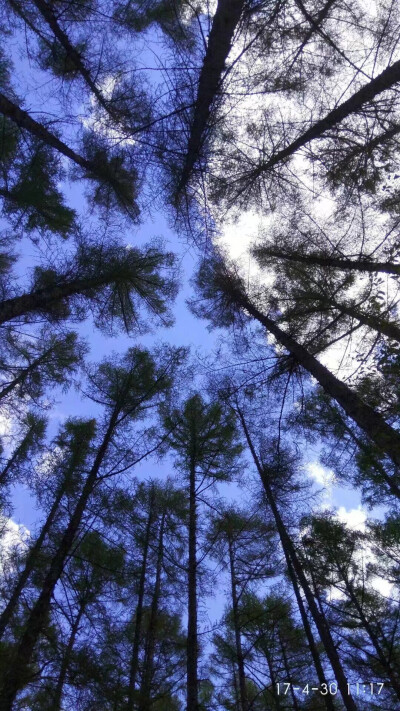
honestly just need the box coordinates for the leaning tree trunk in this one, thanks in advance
[0,344,56,403]
[262,643,283,711]
[0,424,37,488]
[326,295,400,345]
[227,533,249,711]
[229,284,400,467]
[0,484,65,639]
[254,246,400,276]
[278,629,301,711]
[236,406,358,711]
[285,556,336,711]
[31,0,111,114]
[52,598,86,710]
[254,57,400,175]
[0,92,95,172]
[177,0,246,192]
[127,486,156,711]
[338,563,400,700]
[0,407,120,711]
[0,273,114,325]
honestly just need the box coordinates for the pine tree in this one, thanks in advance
[0,345,183,709]
[165,393,242,711]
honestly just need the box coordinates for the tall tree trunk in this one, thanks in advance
[235,405,358,711]
[278,630,300,711]
[338,565,400,699]
[0,424,36,488]
[263,643,283,711]
[138,512,165,711]
[0,273,113,325]
[0,92,95,172]
[127,486,156,711]
[252,57,400,176]
[177,0,246,192]
[0,344,55,402]
[0,407,119,711]
[227,534,248,711]
[326,295,400,344]
[338,413,400,500]
[187,450,199,711]
[229,284,400,467]
[52,597,86,710]
[285,556,336,711]
[31,0,111,114]
[254,246,400,276]
[0,485,64,639]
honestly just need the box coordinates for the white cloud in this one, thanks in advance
[305,461,335,508]
[82,75,136,146]
[336,506,367,532]
[334,506,394,598]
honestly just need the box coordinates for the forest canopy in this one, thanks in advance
[0,0,400,709]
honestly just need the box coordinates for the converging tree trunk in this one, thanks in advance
[127,485,156,711]
[251,57,400,177]
[254,246,400,276]
[52,598,86,710]
[285,555,335,711]
[227,532,249,711]
[0,407,120,711]
[235,405,358,711]
[228,282,400,467]
[138,512,166,711]
[187,444,199,711]
[177,0,246,192]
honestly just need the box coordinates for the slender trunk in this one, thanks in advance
[236,406,358,711]
[327,296,400,345]
[178,0,246,192]
[0,485,64,639]
[0,407,119,711]
[31,0,111,114]
[0,426,35,488]
[339,413,400,499]
[253,58,400,175]
[231,285,400,467]
[127,486,156,711]
[227,534,248,711]
[292,0,336,62]
[278,630,300,711]
[285,556,335,711]
[232,662,240,711]
[0,273,112,325]
[339,566,400,699]
[331,124,400,176]
[138,512,165,711]
[254,247,400,276]
[0,345,55,402]
[0,92,95,172]
[187,451,199,711]
[263,643,283,711]
[52,598,86,710]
